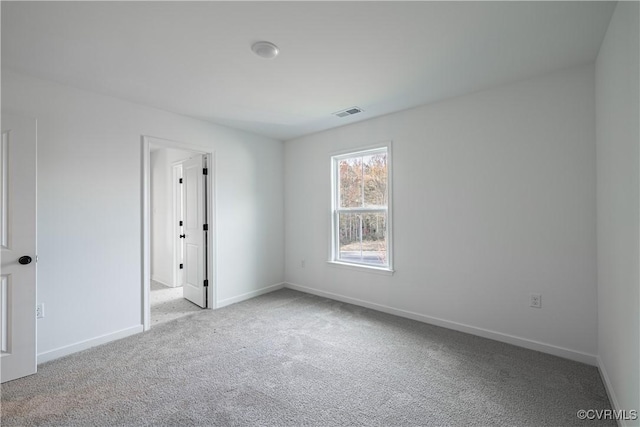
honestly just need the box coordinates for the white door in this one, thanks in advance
[0,113,37,383]
[181,155,207,308]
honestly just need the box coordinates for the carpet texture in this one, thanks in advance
[0,289,613,426]
[150,281,202,326]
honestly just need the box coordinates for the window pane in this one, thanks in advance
[363,153,387,207]
[338,212,387,266]
[338,212,361,261]
[361,212,387,266]
[339,157,362,208]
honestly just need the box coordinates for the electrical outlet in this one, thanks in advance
[529,294,542,309]
[301,259,306,268]
[36,303,45,319]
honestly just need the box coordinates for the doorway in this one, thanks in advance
[142,136,215,330]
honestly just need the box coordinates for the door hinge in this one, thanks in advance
[203,224,208,231]
[203,279,209,287]
[203,168,208,175]
[179,220,183,226]
[179,178,183,184]
[179,263,183,269]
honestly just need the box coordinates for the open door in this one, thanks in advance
[1,113,37,383]
[181,155,208,308]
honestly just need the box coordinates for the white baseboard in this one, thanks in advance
[216,282,285,308]
[284,282,598,366]
[37,325,143,365]
[151,275,175,288]
[597,356,629,427]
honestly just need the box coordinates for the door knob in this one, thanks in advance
[179,234,186,239]
[18,256,32,265]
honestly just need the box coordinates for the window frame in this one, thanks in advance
[329,142,394,273]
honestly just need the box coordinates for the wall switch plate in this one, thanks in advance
[36,303,45,319]
[301,259,306,268]
[529,293,542,308]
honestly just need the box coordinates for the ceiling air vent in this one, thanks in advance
[333,107,364,118]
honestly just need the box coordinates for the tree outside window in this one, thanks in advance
[331,146,392,270]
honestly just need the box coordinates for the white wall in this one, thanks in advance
[150,147,193,287]
[285,65,597,363]
[1,70,285,357]
[595,1,640,422]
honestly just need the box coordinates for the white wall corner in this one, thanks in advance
[216,282,285,308]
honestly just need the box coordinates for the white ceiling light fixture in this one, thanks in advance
[251,41,279,59]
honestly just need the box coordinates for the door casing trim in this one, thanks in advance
[141,135,216,331]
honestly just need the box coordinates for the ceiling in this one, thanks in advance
[1,1,615,141]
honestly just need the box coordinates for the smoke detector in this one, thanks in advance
[333,107,364,118]
[251,41,279,59]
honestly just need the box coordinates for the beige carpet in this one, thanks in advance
[0,289,614,426]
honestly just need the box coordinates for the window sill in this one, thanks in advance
[326,261,395,276]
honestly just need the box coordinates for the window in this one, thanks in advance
[331,144,392,271]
